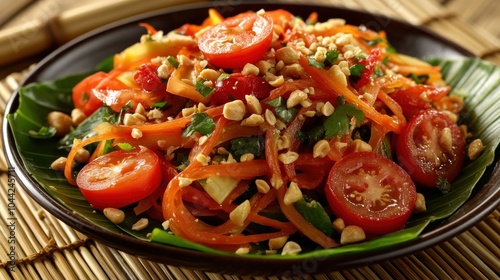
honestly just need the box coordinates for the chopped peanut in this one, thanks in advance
[281,241,302,255]
[223,100,246,121]
[313,140,331,158]
[74,148,90,163]
[47,111,73,137]
[278,151,299,164]
[71,108,86,126]
[413,193,427,214]
[241,114,265,127]
[283,182,302,206]
[50,157,67,171]
[340,225,366,245]
[269,236,288,250]
[332,218,346,233]
[103,208,125,224]
[468,139,485,160]
[245,95,262,115]
[229,200,251,226]
[131,218,149,231]
[255,179,271,193]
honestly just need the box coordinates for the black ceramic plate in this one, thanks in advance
[3,1,499,276]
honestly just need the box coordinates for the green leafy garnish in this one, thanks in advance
[325,49,340,66]
[115,142,135,151]
[324,102,364,138]
[308,56,324,68]
[436,177,451,194]
[408,73,430,85]
[153,101,167,109]
[29,126,57,139]
[181,112,216,137]
[349,64,365,76]
[363,37,383,47]
[229,136,264,160]
[293,196,333,236]
[167,56,179,68]
[266,97,298,123]
[196,79,215,97]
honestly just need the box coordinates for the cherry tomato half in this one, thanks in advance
[72,72,107,116]
[198,12,274,69]
[390,85,450,120]
[76,146,162,210]
[211,73,272,105]
[325,152,416,235]
[396,108,464,187]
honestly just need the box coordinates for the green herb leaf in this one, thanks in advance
[229,136,264,160]
[153,101,167,109]
[293,196,333,236]
[116,142,135,151]
[265,97,284,107]
[167,56,179,68]
[196,79,215,97]
[363,37,383,47]
[29,126,57,139]
[324,103,364,138]
[308,56,324,68]
[181,112,215,137]
[266,97,298,123]
[349,64,366,77]
[325,49,340,66]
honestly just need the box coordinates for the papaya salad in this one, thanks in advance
[45,9,484,254]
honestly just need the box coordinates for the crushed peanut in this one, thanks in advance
[468,139,485,160]
[241,114,265,127]
[283,182,302,206]
[269,236,288,250]
[50,157,67,171]
[103,208,125,224]
[71,108,86,126]
[223,100,246,121]
[278,151,299,164]
[413,193,427,214]
[47,111,73,137]
[245,95,262,115]
[340,225,366,245]
[332,218,346,233]
[313,140,331,158]
[229,200,251,226]
[255,179,271,193]
[131,218,149,231]
[281,241,302,255]
[74,148,90,163]
[131,128,143,139]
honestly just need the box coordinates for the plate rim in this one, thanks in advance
[3,1,499,276]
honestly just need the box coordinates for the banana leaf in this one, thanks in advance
[6,57,500,259]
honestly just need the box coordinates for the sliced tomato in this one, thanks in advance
[76,146,162,210]
[134,63,165,92]
[325,152,416,235]
[198,12,274,69]
[390,85,451,120]
[211,73,272,105]
[395,108,464,187]
[72,72,107,116]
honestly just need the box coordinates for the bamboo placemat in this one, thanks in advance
[1,0,499,279]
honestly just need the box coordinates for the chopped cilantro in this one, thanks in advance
[408,73,429,85]
[386,45,397,54]
[324,102,364,138]
[382,56,390,65]
[196,78,215,97]
[308,56,324,68]
[266,97,298,123]
[324,49,340,66]
[229,136,264,160]
[167,56,179,68]
[153,101,167,109]
[116,142,135,151]
[217,73,230,81]
[349,64,366,77]
[29,126,56,139]
[181,113,216,137]
[364,37,383,47]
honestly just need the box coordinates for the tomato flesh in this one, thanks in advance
[134,63,165,92]
[72,72,107,116]
[391,85,450,120]
[198,12,274,69]
[325,152,416,235]
[211,73,272,105]
[396,108,464,187]
[76,146,162,210]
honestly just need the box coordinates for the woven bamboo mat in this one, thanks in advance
[1,0,499,279]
